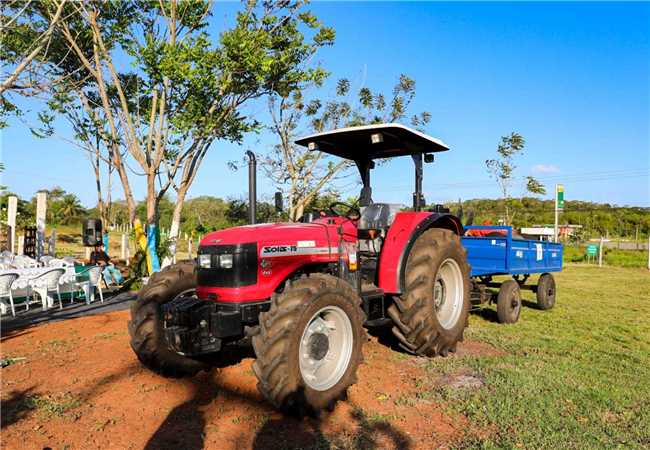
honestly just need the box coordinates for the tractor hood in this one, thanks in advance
[199,220,353,249]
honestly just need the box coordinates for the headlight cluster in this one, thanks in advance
[198,253,233,269]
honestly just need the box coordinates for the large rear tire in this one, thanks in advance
[252,274,366,415]
[128,262,207,378]
[387,228,471,357]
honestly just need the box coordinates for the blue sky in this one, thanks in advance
[2,1,649,207]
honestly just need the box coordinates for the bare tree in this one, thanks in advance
[486,133,546,224]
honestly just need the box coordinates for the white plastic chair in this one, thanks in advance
[76,266,104,305]
[48,258,72,268]
[40,255,54,266]
[28,268,65,310]
[13,255,38,269]
[0,272,20,316]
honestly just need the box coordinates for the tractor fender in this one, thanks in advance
[377,212,463,294]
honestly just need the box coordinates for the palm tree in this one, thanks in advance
[56,194,85,225]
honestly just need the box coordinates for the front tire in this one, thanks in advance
[387,228,471,357]
[252,274,365,415]
[128,262,207,378]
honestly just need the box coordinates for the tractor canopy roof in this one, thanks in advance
[295,123,449,160]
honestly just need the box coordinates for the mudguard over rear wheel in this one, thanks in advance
[128,262,207,378]
[252,274,366,415]
[387,228,471,357]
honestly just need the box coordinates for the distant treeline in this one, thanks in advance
[443,197,650,240]
[2,189,648,240]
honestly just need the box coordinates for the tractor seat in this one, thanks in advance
[358,203,404,231]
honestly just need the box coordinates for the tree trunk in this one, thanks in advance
[162,182,190,267]
[146,172,157,226]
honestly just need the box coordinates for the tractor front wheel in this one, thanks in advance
[128,262,208,378]
[387,228,471,357]
[252,274,365,415]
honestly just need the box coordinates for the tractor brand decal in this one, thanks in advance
[297,240,316,248]
[260,245,337,257]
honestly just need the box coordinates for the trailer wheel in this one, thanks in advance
[128,262,207,378]
[387,228,471,357]
[536,273,556,310]
[496,280,521,324]
[252,274,365,415]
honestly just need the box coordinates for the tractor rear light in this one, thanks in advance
[348,250,358,272]
[219,254,234,269]
[198,254,211,268]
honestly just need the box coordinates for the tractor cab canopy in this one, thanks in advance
[295,123,449,209]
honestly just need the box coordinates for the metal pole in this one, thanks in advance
[7,196,17,254]
[246,150,257,224]
[412,153,423,211]
[554,184,559,243]
[598,236,604,267]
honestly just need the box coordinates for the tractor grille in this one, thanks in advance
[197,243,258,287]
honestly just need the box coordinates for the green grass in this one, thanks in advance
[425,266,650,449]
[24,392,82,419]
[564,245,648,268]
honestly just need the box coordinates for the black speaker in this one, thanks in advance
[82,219,103,247]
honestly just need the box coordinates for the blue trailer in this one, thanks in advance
[461,226,563,324]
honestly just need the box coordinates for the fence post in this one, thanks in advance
[188,238,193,258]
[598,237,604,267]
[17,235,24,255]
[121,233,127,260]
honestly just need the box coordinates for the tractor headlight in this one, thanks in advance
[198,254,212,268]
[218,254,233,269]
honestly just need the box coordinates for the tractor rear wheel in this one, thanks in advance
[128,262,208,378]
[536,273,556,310]
[252,274,365,415]
[496,279,521,324]
[387,228,471,357]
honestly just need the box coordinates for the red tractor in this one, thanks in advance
[129,123,470,414]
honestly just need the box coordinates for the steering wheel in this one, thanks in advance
[328,201,361,220]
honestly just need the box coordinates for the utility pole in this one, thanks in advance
[554,184,564,243]
[598,236,604,267]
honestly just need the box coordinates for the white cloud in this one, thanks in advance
[531,164,560,174]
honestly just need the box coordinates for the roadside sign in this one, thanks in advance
[556,184,564,210]
[586,245,598,256]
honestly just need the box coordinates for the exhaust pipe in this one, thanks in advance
[246,150,256,224]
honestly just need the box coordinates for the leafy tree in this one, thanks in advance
[2,0,334,265]
[485,133,546,225]
[264,74,431,221]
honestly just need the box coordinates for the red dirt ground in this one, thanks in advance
[1,311,501,449]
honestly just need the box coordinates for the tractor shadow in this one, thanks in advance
[470,306,499,323]
[144,340,412,450]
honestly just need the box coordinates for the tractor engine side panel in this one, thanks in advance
[377,212,462,294]
[195,219,357,303]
